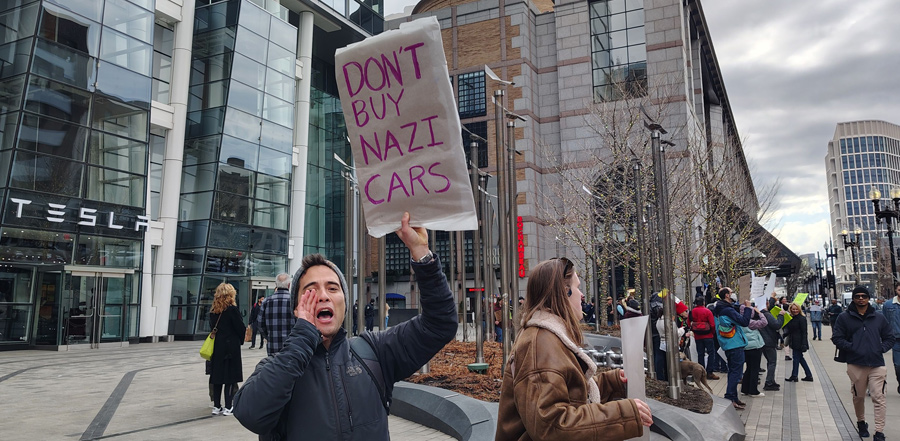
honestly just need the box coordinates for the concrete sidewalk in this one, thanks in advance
[701,322,900,440]
[0,341,453,441]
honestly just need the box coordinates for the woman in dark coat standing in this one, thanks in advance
[209,283,245,415]
[784,302,813,382]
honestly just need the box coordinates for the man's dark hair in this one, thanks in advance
[852,286,870,297]
[717,287,731,299]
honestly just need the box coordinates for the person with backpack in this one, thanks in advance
[713,287,753,410]
[739,301,768,397]
[759,298,785,391]
[688,297,719,380]
[233,213,457,440]
[648,293,666,380]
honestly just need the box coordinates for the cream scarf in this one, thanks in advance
[511,309,603,403]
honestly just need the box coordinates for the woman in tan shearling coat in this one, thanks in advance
[495,258,653,440]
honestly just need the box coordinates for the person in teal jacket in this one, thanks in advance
[881,283,900,393]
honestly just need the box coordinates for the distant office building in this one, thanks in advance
[825,120,900,295]
[0,0,381,349]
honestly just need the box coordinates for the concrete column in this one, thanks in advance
[289,11,314,274]
[148,0,196,338]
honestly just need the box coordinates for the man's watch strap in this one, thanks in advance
[413,251,435,264]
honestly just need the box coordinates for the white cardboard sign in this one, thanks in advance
[335,17,478,237]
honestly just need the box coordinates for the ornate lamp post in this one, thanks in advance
[869,186,900,283]
[824,239,838,301]
[841,227,863,286]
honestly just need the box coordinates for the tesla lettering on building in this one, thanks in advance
[8,198,150,232]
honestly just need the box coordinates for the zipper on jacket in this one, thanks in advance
[325,351,344,435]
[340,367,355,430]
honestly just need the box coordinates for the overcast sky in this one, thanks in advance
[383,0,900,258]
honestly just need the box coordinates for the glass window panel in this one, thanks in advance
[608,29,627,49]
[1,3,39,43]
[626,26,645,45]
[24,76,91,125]
[1,0,39,15]
[99,28,152,76]
[257,146,290,179]
[173,249,205,275]
[609,47,629,66]
[250,228,288,254]
[269,18,297,51]
[609,12,626,31]
[230,53,266,89]
[75,236,141,267]
[85,166,145,207]
[185,107,225,138]
[190,53,231,86]
[590,1,608,18]
[624,0,642,11]
[16,113,88,159]
[152,51,172,84]
[207,221,250,250]
[267,43,294,77]
[263,94,292,127]
[0,112,19,150]
[127,0,154,11]
[234,27,267,64]
[213,191,250,223]
[264,69,293,101]
[178,191,213,221]
[205,248,247,275]
[191,26,236,58]
[626,9,644,27]
[92,96,148,141]
[189,79,228,111]
[628,45,646,63]
[228,80,263,117]
[607,0,625,14]
[260,120,291,153]
[103,0,153,44]
[154,23,175,55]
[176,221,209,249]
[239,4,270,38]
[88,131,147,174]
[3,38,37,80]
[0,227,73,265]
[152,77,170,103]
[592,49,611,70]
[252,201,287,230]
[249,253,286,277]
[95,62,151,109]
[590,17,608,36]
[183,135,220,165]
[0,75,26,115]
[217,164,253,196]
[222,108,260,143]
[193,0,239,34]
[0,150,9,184]
[10,150,83,196]
[180,163,218,193]
[44,0,102,23]
[255,173,289,204]
[220,134,258,170]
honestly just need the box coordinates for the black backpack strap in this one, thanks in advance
[349,336,391,413]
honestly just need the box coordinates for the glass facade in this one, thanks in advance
[589,0,646,101]
[171,0,297,336]
[0,0,151,346]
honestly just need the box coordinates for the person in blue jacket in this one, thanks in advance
[713,287,753,410]
[232,212,457,440]
[881,283,900,394]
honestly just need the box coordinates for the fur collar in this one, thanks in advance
[516,309,602,403]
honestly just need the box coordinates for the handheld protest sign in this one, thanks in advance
[335,16,478,237]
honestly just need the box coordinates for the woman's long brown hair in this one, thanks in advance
[520,258,583,347]
[211,283,237,314]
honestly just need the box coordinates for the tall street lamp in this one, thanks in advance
[841,227,863,286]
[335,153,358,334]
[869,186,900,283]
[824,239,838,301]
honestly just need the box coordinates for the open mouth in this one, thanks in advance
[316,307,334,323]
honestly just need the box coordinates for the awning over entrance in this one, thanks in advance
[385,293,405,301]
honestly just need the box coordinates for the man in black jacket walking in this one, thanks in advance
[233,212,457,440]
[833,286,895,441]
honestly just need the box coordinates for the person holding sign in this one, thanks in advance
[233,212,457,440]
[832,286,895,441]
[496,257,652,440]
[782,303,813,383]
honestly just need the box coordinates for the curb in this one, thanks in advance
[392,381,498,441]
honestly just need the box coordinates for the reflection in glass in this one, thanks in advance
[44,0,103,23]
[88,131,147,175]
[249,253,286,277]
[174,249,205,275]
[230,53,266,89]
[181,163,218,193]
[99,29,152,76]
[0,112,20,150]
[228,80,263,117]
[92,96,148,141]
[24,76,92,125]
[39,2,100,56]
[205,248,247,275]
[10,150,84,196]
[255,174,289,204]
[257,146,290,179]
[207,221,249,250]
[220,135,259,170]
[193,0,240,34]
[191,27,236,58]
[253,201,288,230]
[234,27,267,64]
[263,94,292,127]
[268,17,297,51]
[102,0,154,44]
[74,235,141,268]
[213,191,250,223]
[217,164,253,196]
[185,108,225,138]
[189,79,228,111]
[176,221,210,248]
[0,75,25,114]
[16,113,88,160]
[223,108,260,143]
[264,69,293,101]
[5,37,38,80]
[1,3,39,44]
[190,53,232,86]
[250,228,288,254]
[239,0,270,38]
[260,120,291,153]
[95,62,151,109]
[0,227,73,265]
[85,166,145,207]
[266,44,293,77]
[183,135,221,165]
[178,191,213,221]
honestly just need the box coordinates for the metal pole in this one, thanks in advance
[494,89,510,369]
[357,192,366,337]
[456,230,465,336]
[651,128,679,399]
[449,229,458,340]
[633,162,654,379]
[344,172,354,333]
[507,120,519,328]
[483,184,496,342]
[471,141,485,362]
[378,236,386,330]
[888,220,898,283]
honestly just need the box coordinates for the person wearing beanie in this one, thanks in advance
[833,286,895,440]
[234,212,458,440]
[688,296,719,380]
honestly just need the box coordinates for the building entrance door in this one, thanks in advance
[63,271,131,348]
